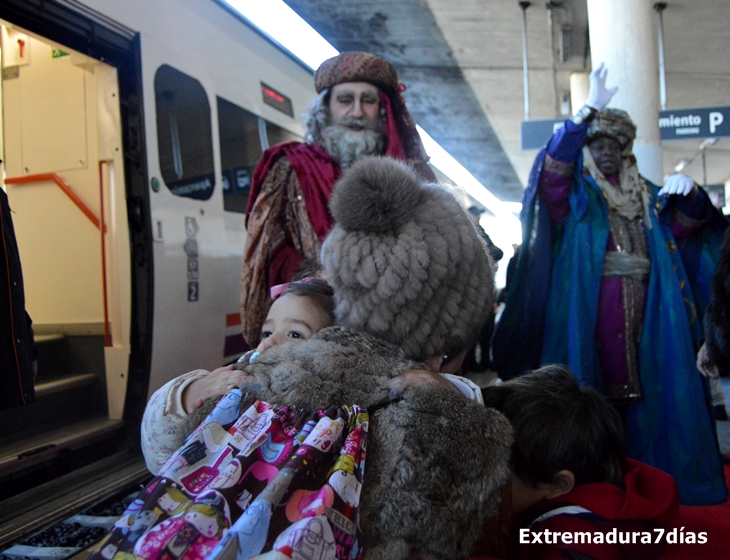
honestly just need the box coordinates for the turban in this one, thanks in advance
[586,108,637,152]
[315,52,399,95]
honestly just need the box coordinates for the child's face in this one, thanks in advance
[256,294,332,354]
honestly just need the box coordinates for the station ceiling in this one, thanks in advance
[283,0,730,203]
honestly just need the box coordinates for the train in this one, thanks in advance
[0,0,319,546]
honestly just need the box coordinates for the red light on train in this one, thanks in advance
[260,82,294,117]
[262,87,285,103]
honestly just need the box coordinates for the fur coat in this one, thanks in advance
[183,326,513,560]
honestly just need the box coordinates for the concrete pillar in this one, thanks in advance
[570,72,589,115]
[586,0,663,184]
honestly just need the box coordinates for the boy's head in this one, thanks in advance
[256,278,335,354]
[482,365,626,516]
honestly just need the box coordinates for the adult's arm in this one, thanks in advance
[539,119,589,224]
[666,181,714,239]
[540,64,617,224]
[388,369,485,404]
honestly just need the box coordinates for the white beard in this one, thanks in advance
[322,117,385,169]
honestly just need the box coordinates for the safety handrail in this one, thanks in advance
[6,170,112,347]
[98,161,112,347]
[5,173,107,233]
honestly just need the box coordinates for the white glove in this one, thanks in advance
[659,173,696,197]
[585,62,618,111]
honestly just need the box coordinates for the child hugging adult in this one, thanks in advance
[231,155,513,560]
[102,156,512,560]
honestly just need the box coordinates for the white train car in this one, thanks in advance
[0,0,315,542]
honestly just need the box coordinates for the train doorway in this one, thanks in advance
[0,22,132,486]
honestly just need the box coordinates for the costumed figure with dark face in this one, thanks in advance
[493,63,728,505]
[240,52,435,348]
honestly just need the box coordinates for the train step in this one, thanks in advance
[34,373,98,398]
[0,371,107,443]
[0,417,124,479]
[34,333,105,382]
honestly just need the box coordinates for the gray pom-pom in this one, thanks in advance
[329,156,425,234]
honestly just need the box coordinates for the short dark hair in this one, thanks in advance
[482,365,626,487]
[283,278,335,325]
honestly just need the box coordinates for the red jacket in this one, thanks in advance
[509,459,679,560]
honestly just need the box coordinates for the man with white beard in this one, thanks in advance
[240,52,435,347]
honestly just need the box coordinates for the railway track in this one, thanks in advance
[0,452,151,560]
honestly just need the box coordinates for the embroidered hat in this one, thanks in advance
[586,108,637,152]
[320,156,495,362]
[315,52,399,95]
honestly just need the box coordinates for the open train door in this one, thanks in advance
[2,29,132,419]
[0,26,133,473]
[0,3,152,544]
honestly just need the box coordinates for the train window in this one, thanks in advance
[154,65,215,200]
[217,97,264,214]
[266,121,302,148]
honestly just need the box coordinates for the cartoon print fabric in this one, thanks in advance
[90,389,368,560]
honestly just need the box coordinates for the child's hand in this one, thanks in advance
[182,365,253,413]
[696,342,719,379]
[389,369,459,397]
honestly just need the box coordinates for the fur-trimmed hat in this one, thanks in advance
[321,156,495,362]
[315,51,399,95]
[586,108,637,152]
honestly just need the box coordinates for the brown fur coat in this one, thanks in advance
[183,326,512,560]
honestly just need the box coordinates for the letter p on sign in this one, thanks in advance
[710,111,724,134]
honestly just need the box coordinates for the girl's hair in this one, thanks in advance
[283,278,335,325]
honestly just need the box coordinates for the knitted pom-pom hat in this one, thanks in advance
[321,156,495,362]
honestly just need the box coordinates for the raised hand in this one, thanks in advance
[585,62,618,111]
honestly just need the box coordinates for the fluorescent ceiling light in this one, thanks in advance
[223,0,522,244]
[502,202,523,214]
[223,0,337,69]
[416,126,521,236]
